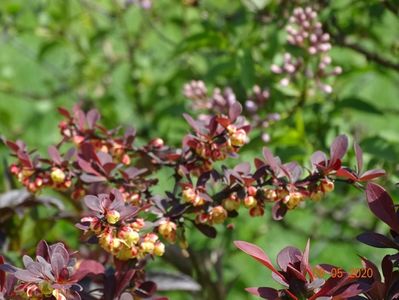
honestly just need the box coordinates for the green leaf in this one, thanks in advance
[238,48,255,90]
[336,97,383,115]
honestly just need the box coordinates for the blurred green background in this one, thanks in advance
[0,0,398,299]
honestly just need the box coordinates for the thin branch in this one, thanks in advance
[326,18,399,72]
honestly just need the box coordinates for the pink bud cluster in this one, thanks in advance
[183,81,279,143]
[271,7,342,94]
[183,80,236,113]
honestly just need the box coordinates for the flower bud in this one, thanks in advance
[140,241,155,254]
[210,206,227,224]
[51,168,66,184]
[247,186,257,197]
[158,220,177,237]
[119,226,140,244]
[106,210,120,224]
[192,194,205,206]
[222,197,240,211]
[284,192,303,209]
[321,179,334,193]
[182,187,196,203]
[244,196,257,208]
[249,206,264,217]
[131,218,145,230]
[310,190,323,202]
[153,242,165,256]
[230,129,247,147]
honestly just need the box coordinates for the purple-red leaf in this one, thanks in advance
[86,109,100,129]
[330,135,348,165]
[234,241,285,282]
[272,202,287,221]
[354,142,363,173]
[193,223,217,238]
[134,281,157,298]
[228,101,242,121]
[48,146,62,165]
[36,240,50,260]
[365,183,399,233]
[245,287,279,299]
[357,232,399,249]
[70,260,105,282]
[183,113,199,132]
[262,148,280,174]
[359,169,385,182]
[80,174,107,183]
[276,246,302,271]
[0,256,5,291]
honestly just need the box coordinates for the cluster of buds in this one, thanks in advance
[243,186,265,217]
[183,80,208,108]
[158,220,177,243]
[182,104,250,176]
[9,162,72,193]
[309,178,335,202]
[287,7,331,54]
[271,7,342,94]
[78,190,165,260]
[183,80,236,114]
[183,81,279,144]
[196,205,228,225]
[182,185,206,206]
[244,85,270,114]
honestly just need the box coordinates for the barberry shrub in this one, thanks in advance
[0,2,397,299]
[0,99,387,299]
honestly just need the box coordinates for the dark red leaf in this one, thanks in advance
[234,241,285,282]
[73,105,86,130]
[310,151,327,168]
[272,202,287,221]
[262,148,280,174]
[276,247,302,271]
[57,107,71,119]
[182,113,199,132]
[357,232,399,249]
[360,256,381,282]
[70,260,105,282]
[215,116,231,128]
[116,269,136,298]
[330,135,348,165]
[228,101,242,121]
[5,140,20,153]
[359,169,386,182]
[0,256,5,291]
[48,146,62,165]
[245,287,279,299]
[193,223,217,238]
[365,183,399,233]
[381,255,393,286]
[86,109,100,129]
[36,240,50,260]
[300,239,310,274]
[134,281,157,297]
[80,174,107,183]
[354,142,363,173]
[336,168,358,181]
